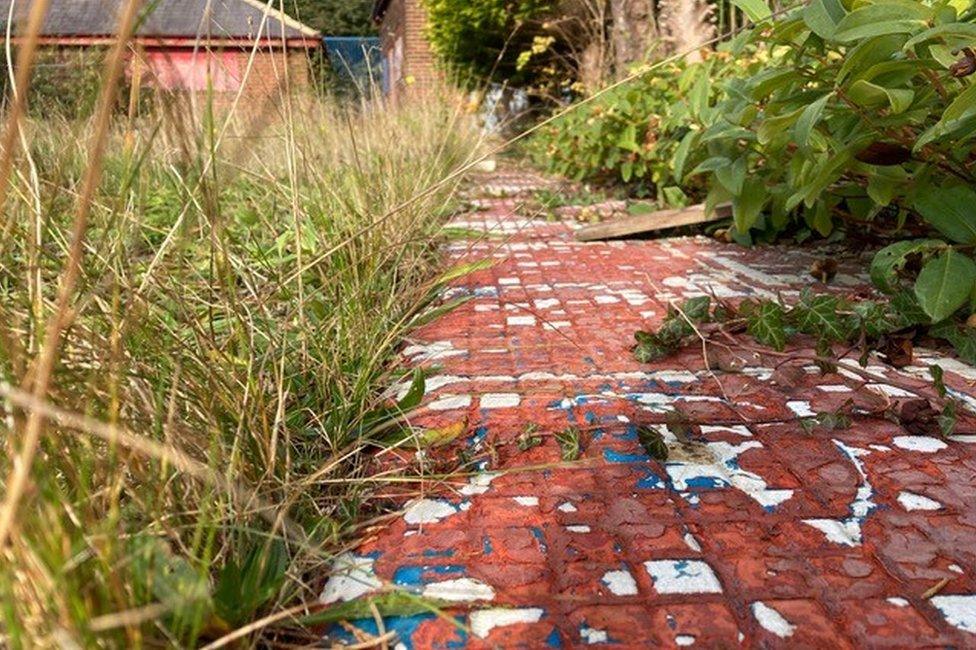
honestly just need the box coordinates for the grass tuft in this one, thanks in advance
[0,81,481,646]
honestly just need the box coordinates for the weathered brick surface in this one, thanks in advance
[321,170,976,648]
[377,0,439,103]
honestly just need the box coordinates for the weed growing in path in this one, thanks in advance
[0,83,481,645]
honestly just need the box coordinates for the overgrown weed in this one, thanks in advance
[0,69,481,646]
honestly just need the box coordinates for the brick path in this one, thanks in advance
[321,170,976,648]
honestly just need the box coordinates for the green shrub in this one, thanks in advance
[681,0,976,250]
[529,56,744,199]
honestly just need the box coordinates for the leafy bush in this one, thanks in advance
[538,0,976,357]
[678,0,976,348]
[529,56,746,199]
[424,0,590,92]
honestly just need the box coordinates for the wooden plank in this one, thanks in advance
[574,202,732,242]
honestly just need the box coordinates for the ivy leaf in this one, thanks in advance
[747,301,787,350]
[913,184,976,244]
[914,249,976,323]
[930,364,946,398]
[792,292,846,341]
[939,401,957,437]
[680,296,711,322]
[930,321,976,364]
[869,239,945,294]
[637,425,669,461]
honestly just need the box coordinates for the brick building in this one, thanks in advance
[0,0,320,110]
[372,0,437,102]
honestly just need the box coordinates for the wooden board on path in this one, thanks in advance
[575,202,732,242]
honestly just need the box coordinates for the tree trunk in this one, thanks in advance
[609,0,657,74]
[659,0,715,63]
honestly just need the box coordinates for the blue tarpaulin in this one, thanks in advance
[323,36,382,85]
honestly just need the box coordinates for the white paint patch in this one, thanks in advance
[601,569,639,596]
[580,627,609,644]
[699,424,752,437]
[683,533,702,552]
[675,635,696,646]
[664,439,794,509]
[951,564,964,574]
[931,595,976,633]
[543,321,572,330]
[594,295,620,304]
[644,560,722,594]
[567,525,591,533]
[481,393,521,409]
[422,578,495,602]
[887,597,910,607]
[534,298,560,309]
[427,394,472,411]
[649,370,700,383]
[867,383,915,398]
[507,316,536,326]
[498,277,521,285]
[557,502,578,513]
[470,608,544,639]
[402,341,467,363]
[460,472,499,496]
[892,436,948,453]
[817,384,852,393]
[319,553,382,604]
[513,496,539,507]
[803,441,875,546]
[869,444,892,452]
[897,491,942,511]
[786,400,816,417]
[751,602,796,638]
[403,499,458,524]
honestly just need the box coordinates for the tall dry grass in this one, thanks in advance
[0,49,481,647]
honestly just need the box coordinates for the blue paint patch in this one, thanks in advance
[474,286,499,297]
[329,613,447,650]
[585,411,598,424]
[364,550,382,559]
[530,527,549,552]
[636,469,664,489]
[393,565,424,587]
[430,564,466,575]
[616,424,638,441]
[482,535,493,555]
[592,428,604,441]
[604,448,648,464]
[392,564,465,587]
[423,549,455,558]
[469,426,488,448]
[546,627,564,647]
[682,475,727,489]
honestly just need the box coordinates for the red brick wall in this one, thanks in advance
[378,0,438,102]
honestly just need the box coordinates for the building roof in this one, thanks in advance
[0,0,320,42]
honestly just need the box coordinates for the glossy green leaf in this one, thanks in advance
[870,239,945,293]
[834,2,930,42]
[731,0,771,22]
[904,22,976,49]
[914,184,976,244]
[732,178,767,232]
[803,0,847,39]
[914,249,976,322]
[794,93,833,149]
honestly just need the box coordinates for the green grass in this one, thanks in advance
[0,85,481,647]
